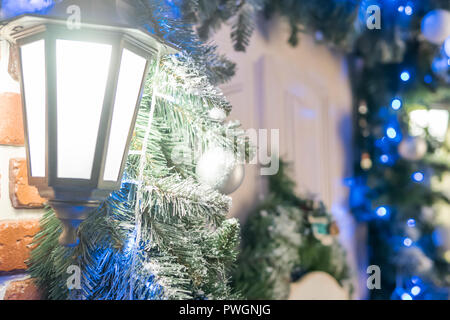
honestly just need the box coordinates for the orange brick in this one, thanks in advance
[0,219,40,272]
[9,158,46,209]
[0,92,24,146]
[4,278,42,300]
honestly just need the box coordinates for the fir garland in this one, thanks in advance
[233,161,352,300]
[29,54,248,300]
[117,0,237,85]
[179,0,359,51]
[18,0,450,300]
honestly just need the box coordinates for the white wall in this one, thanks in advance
[213,16,367,299]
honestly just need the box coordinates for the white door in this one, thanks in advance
[215,23,366,299]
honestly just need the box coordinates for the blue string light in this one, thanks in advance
[411,285,421,296]
[412,171,424,182]
[386,127,397,139]
[376,206,388,217]
[407,219,416,228]
[391,98,402,110]
[400,71,411,82]
[401,292,413,300]
[380,154,389,164]
[411,276,420,284]
[403,237,413,247]
[404,5,413,16]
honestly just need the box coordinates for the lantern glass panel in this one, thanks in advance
[103,48,147,182]
[56,39,112,179]
[21,39,46,178]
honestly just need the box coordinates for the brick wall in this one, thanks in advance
[0,41,45,300]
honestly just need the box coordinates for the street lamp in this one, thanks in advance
[0,4,176,246]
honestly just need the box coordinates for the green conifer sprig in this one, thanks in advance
[29,54,246,300]
[233,160,352,300]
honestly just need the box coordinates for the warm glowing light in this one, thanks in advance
[409,109,449,142]
[444,250,450,263]
[21,40,46,177]
[103,49,147,182]
[359,103,368,114]
[361,153,372,170]
[1,11,176,247]
[56,40,112,179]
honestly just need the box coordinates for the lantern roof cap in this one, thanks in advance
[0,13,179,55]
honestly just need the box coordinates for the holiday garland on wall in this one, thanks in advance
[233,161,352,300]
[179,0,360,51]
[0,0,253,300]
[29,53,249,300]
[6,0,448,300]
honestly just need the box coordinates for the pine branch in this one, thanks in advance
[30,48,244,301]
[231,3,257,52]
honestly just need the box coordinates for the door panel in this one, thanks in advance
[215,26,362,296]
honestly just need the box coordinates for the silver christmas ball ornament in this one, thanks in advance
[220,163,245,195]
[208,107,227,123]
[398,136,427,161]
[196,147,245,195]
[421,9,450,45]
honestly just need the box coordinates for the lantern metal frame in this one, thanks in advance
[0,14,177,246]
